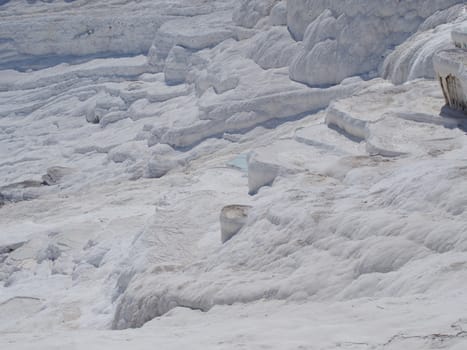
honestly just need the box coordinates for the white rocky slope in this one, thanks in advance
[1,0,467,349]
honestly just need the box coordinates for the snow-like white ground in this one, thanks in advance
[1,0,467,349]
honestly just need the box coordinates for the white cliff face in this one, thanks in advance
[434,50,467,114]
[288,0,465,86]
[432,26,467,114]
[382,5,467,84]
[1,0,467,349]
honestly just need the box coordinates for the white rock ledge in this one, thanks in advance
[434,49,467,114]
[325,80,464,157]
[325,103,371,141]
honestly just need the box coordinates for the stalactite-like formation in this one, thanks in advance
[434,29,467,115]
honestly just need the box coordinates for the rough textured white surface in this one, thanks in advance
[288,1,465,86]
[383,6,467,84]
[0,0,234,70]
[247,27,301,69]
[233,0,279,29]
[1,0,467,349]
[326,79,465,152]
[269,1,287,26]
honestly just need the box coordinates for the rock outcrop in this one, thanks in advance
[434,28,467,114]
[288,0,464,86]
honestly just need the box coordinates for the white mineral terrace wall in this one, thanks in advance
[287,0,465,86]
[434,49,467,113]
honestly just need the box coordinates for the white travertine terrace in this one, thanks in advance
[434,27,467,114]
[3,1,467,348]
[288,0,464,86]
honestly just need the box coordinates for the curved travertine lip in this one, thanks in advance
[220,205,252,243]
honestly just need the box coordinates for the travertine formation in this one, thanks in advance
[434,28,467,114]
[3,1,467,349]
[220,205,252,243]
